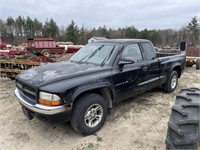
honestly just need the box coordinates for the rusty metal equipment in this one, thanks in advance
[156,49,181,57]
[185,47,200,68]
[0,53,75,79]
[0,37,82,80]
[0,55,40,79]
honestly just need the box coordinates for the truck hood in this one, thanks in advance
[17,61,111,87]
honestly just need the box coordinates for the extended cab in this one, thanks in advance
[15,39,186,135]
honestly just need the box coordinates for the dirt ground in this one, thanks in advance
[0,67,199,150]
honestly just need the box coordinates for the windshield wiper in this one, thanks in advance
[77,53,91,64]
[78,45,104,64]
[101,46,115,66]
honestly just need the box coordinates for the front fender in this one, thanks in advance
[71,81,115,102]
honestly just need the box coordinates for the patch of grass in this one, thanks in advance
[142,100,157,107]
[87,143,94,149]
[76,142,98,150]
[96,136,103,142]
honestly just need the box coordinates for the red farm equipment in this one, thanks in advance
[0,39,8,49]
[0,38,82,79]
[27,38,65,57]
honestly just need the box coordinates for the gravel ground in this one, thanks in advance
[0,67,199,150]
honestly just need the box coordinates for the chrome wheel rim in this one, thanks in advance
[171,75,177,89]
[84,104,103,128]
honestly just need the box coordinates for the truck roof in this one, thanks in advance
[93,39,151,44]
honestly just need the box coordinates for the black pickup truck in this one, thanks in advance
[15,39,186,135]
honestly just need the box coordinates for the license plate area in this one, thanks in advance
[22,107,33,120]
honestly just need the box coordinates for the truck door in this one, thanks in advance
[141,42,160,88]
[113,43,148,103]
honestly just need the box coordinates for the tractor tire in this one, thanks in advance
[196,58,200,70]
[163,71,178,93]
[42,49,50,57]
[70,93,108,136]
[166,88,200,149]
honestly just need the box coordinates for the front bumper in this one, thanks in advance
[14,88,72,121]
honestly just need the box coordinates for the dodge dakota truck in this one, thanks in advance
[14,39,186,135]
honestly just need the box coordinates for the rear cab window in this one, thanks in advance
[141,42,156,61]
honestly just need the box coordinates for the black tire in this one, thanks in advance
[42,49,50,57]
[166,88,200,149]
[163,71,178,92]
[196,58,200,70]
[70,93,108,135]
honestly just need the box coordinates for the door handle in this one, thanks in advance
[143,66,148,71]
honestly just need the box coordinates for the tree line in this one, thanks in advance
[0,16,199,46]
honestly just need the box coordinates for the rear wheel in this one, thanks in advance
[70,93,108,135]
[163,71,178,92]
[196,58,200,70]
[166,88,200,149]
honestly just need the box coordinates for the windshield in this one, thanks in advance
[70,43,120,66]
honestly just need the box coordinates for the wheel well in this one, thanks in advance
[173,66,181,78]
[73,88,113,109]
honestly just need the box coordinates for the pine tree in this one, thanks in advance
[187,16,200,44]
[65,20,79,44]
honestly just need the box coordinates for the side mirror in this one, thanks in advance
[118,57,135,67]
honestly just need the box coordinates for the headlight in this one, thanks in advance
[39,92,61,106]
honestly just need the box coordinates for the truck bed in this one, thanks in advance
[156,49,182,57]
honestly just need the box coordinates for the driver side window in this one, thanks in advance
[122,44,143,62]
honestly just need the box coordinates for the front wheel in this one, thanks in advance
[70,93,108,135]
[163,71,178,93]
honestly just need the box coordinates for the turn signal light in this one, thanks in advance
[39,99,61,106]
[38,92,62,106]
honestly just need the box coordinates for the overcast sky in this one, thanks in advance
[0,0,199,30]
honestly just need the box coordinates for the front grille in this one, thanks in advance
[16,80,38,104]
